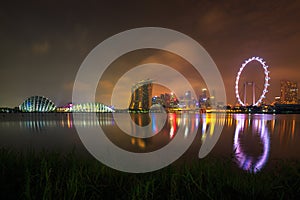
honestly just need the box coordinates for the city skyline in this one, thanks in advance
[0,57,299,109]
[1,0,300,107]
[2,77,299,111]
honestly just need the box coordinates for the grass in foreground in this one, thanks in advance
[0,148,299,200]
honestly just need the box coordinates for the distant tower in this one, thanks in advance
[199,88,208,107]
[280,80,298,104]
[201,88,207,102]
[129,79,153,111]
[183,90,192,108]
[185,91,192,100]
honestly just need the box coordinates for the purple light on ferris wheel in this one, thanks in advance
[235,57,270,106]
[233,114,270,173]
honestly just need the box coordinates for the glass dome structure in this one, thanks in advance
[19,96,56,112]
[72,102,114,112]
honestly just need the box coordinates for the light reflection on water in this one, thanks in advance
[233,114,271,173]
[0,113,299,172]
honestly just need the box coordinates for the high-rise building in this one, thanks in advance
[280,80,298,104]
[274,96,281,104]
[185,91,192,100]
[199,88,209,107]
[152,92,179,108]
[129,79,153,111]
[199,88,207,103]
[180,90,193,109]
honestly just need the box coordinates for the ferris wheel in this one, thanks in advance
[235,57,270,106]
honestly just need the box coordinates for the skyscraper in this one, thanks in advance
[152,92,179,108]
[129,79,153,111]
[199,88,207,102]
[185,91,192,100]
[280,80,298,104]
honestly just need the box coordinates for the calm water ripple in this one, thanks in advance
[0,113,299,173]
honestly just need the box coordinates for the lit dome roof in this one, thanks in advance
[72,102,114,112]
[19,96,56,112]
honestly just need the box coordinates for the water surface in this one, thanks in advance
[1,112,299,172]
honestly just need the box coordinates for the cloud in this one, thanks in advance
[64,80,90,95]
[110,63,198,109]
[32,41,50,54]
[98,80,114,91]
[199,7,232,35]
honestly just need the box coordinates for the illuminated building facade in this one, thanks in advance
[71,102,114,112]
[199,88,211,108]
[56,103,73,112]
[199,88,207,105]
[179,90,195,109]
[0,107,17,113]
[19,96,56,112]
[152,93,179,108]
[274,96,281,104]
[280,80,298,104]
[129,80,153,111]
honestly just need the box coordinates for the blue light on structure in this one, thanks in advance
[19,96,56,112]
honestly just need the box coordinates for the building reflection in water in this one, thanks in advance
[129,113,159,149]
[129,112,199,140]
[233,114,272,173]
[3,112,300,162]
[173,113,200,139]
[18,113,71,132]
[17,113,115,131]
[129,113,199,149]
[201,113,226,142]
[125,112,228,151]
[12,112,297,165]
[169,113,176,138]
[202,114,216,141]
[75,113,115,127]
[272,116,297,147]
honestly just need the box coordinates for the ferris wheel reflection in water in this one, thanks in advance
[233,114,271,173]
[15,112,272,173]
[15,113,272,173]
[23,112,270,174]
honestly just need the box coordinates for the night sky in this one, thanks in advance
[1,0,300,107]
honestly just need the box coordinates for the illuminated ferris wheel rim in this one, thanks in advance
[235,56,270,106]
